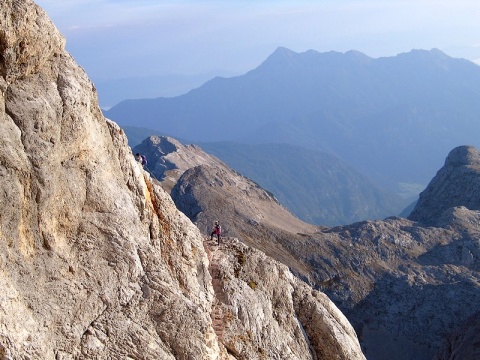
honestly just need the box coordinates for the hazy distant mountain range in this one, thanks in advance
[105,47,480,195]
[131,135,407,225]
[96,71,237,109]
[197,141,406,225]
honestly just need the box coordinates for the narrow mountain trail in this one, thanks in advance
[204,237,229,346]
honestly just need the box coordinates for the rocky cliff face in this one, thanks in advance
[204,238,364,360]
[1,1,215,358]
[0,1,366,359]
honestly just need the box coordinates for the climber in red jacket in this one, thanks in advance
[210,221,221,245]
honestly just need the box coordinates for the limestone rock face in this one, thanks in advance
[205,239,365,360]
[1,1,215,358]
[0,0,65,83]
[0,1,366,359]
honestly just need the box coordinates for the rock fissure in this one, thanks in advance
[3,100,24,149]
[79,303,108,344]
[295,317,318,360]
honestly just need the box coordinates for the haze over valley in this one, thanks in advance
[105,47,480,225]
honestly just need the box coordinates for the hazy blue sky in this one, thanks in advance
[34,0,480,104]
[36,1,480,75]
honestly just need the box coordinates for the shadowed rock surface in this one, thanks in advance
[0,1,367,359]
[433,310,480,360]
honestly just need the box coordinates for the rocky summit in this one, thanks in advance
[149,133,480,359]
[408,145,480,226]
[0,1,366,359]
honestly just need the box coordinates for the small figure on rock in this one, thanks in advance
[135,153,147,167]
[210,221,222,245]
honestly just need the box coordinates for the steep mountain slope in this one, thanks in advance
[204,238,365,360]
[133,135,224,191]
[133,135,406,226]
[105,47,480,192]
[0,1,367,359]
[198,141,408,225]
[433,311,480,360]
[159,137,480,360]
[132,136,318,271]
[122,125,166,148]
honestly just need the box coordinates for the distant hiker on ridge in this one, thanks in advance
[135,153,147,167]
[210,221,222,245]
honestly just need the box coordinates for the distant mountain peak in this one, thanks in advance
[397,48,451,61]
[147,135,182,155]
[344,49,372,63]
[259,46,299,68]
[259,47,374,71]
[272,46,297,56]
[429,47,448,55]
